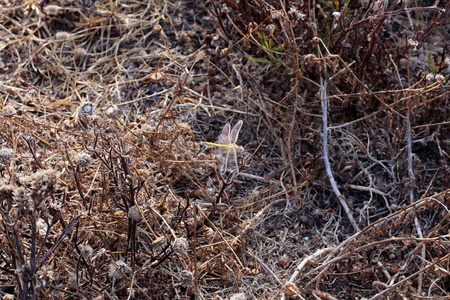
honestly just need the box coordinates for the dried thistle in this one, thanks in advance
[0,148,13,164]
[179,270,194,287]
[105,105,119,118]
[128,205,141,221]
[435,74,445,84]
[43,5,61,16]
[172,237,189,255]
[74,47,87,59]
[79,101,95,115]
[76,152,92,167]
[54,31,73,41]
[19,169,59,199]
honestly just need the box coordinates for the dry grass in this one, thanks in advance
[0,0,449,299]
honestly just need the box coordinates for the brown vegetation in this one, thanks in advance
[0,0,449,299]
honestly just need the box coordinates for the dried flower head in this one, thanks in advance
[230,293,247,300]
[172,237,189,255]
[79,101,95,115]
[20,169,59,199]
[289,7,306,21]
[36,265,54,287]
[265,24,276,34]
[2,105,16,117]
[74,47,87,59]
[55,31,73,41]
[283,282,299,297]
[408,38,419,50]
[271,10,282,19]
[0,148,13,164]
[36,218,47,237]
[179,270,194,287]
[108,260,128,279]
[425,73,434,81]
[435,74,445,84]
[81,244,94,262]
[0,182,14,203]
[128,205,141,221]
[105,105,118,118]
[44,5,61,16]
[76,152,92,167]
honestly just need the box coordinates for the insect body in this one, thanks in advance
[201,120,244,176]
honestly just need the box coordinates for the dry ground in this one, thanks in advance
[0,0,449,299]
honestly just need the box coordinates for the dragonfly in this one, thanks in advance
[201,120,244,177]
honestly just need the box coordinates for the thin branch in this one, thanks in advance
[320,78,360,232]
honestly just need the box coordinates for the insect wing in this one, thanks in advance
[217,123,231,144]
[215,121,243,176]
[230,120,243,144]
[226,147,239,175]
[216,148,227,176]
[217,147,238,176]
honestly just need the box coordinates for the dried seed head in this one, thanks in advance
[408,38,419,50]
[179,270,194,287]
[0,183,14,203]
[20,169,59,199]
[55,31,73,41]
[79,101,95,115]
[108,260,128,279]
[0,148,13,164]
[435,74,445,84]
[271,10,282,19]
[230,293,247,300]
[172,237,189,255]
[289,7,306,20]
[128,205,141,221]
[44,5,61,16]
[105,105,118,118]
[81,244,94,262]
[152,236,168,253]
[265,24,276,34]
[76,152,92,167]
[1,105,16,117]
[36,218,47,237]
[282,282,299,296]
[425,73,434,81]
[74,47,87,59]
[13,187,30,204]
